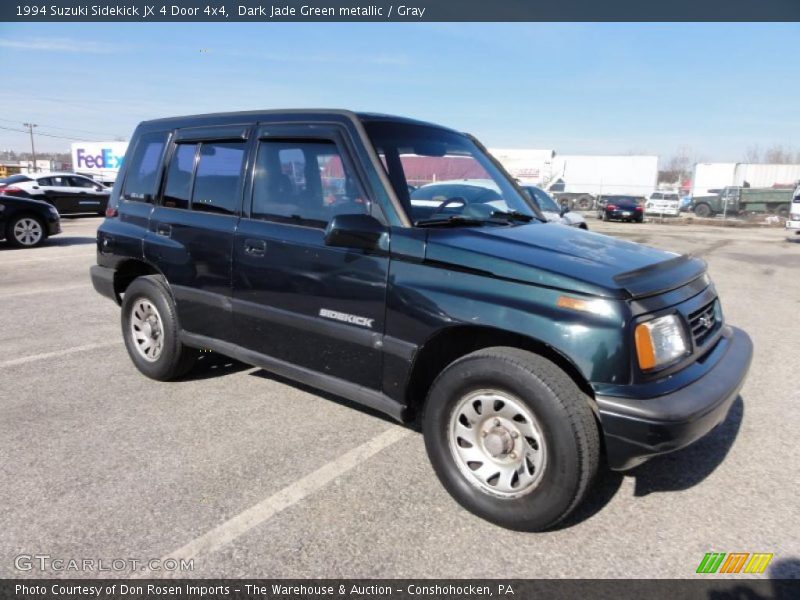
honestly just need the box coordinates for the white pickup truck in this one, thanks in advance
[786,184,800,233]
[645,191,681,216]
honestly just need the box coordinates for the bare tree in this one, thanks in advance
[763,145,795,163]
[658,145,694,184]
[743,145,761,162]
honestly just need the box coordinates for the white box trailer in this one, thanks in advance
[735,163,800,188]
[70,141,128,185]
[692,162,800,196]
[547,154,658,209]
[489,149,555,184]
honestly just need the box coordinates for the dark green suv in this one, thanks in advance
[91,110,752,531]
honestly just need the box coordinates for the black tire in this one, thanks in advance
[423,347,599,531]
[5,214,47,248]
[121,275,198,381]
[694,203,713,218]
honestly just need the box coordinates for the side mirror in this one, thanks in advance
[324,213,386,250]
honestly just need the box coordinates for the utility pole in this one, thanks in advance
[23,123,37,172]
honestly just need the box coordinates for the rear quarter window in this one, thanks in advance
[122,131,169,202]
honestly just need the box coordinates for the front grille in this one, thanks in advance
[688,299,719,347]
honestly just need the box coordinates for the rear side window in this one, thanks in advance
[39,176,69,187]
[191,142,245,215]
[162,143,197,210]
[123,131,168,202]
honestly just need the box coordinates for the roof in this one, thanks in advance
[139,109,457,133]
[29,172,84,179]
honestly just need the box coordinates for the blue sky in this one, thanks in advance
[0,22,798,161]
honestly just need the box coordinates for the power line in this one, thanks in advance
[0,117,124,139]
[0,125,107,143]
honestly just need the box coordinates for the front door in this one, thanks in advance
[232,125,389,389]
[144,126,251,342]
[67,175,109,214]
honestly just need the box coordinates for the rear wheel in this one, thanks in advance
[694,203,713,218]
[6,214,46,248]
[423,347,599,531]
[121,275,198,381]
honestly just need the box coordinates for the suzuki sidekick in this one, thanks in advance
[91,110,752,530]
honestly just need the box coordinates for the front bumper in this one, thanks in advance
[47,219,61,236]
[596,326,753,470]
[90,264,118,304]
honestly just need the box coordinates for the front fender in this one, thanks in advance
[386,260,631,388]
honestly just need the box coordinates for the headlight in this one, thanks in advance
[634,314,689,370]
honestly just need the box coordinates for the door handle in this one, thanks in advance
[244,239,267,257]
[155,224,172,237]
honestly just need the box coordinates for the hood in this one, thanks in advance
[424,222,705,298]
[0,194,53,209]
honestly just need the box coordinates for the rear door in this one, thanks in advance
[144,124,252,342]
[232,123,388,389]
[39,175,79,213]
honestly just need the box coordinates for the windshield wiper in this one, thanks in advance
[490,210,536,222]
[414,215,489,228]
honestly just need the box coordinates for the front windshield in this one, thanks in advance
[363,120,540,225]
[523,186,560,213]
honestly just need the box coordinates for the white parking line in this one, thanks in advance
[0,251,95,266]
[0,283,89,298]
[0,341,119,368]
[161,426,411,563]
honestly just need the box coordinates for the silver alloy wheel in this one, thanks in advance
[448,389,547,498]
[130,298,164,362]
[13,218,43,246]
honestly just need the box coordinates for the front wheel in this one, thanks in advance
[423,347,599,531]
[121,275,198,381]
[6,214,46,247]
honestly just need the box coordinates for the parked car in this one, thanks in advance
[521,185,588,229]
[0,194,61,247]
[645,191,681,216]
[409,179,504,221]
[0,174,35,190]
[91,110,752,531]
[1,172,110,215]
[597,195,644,222]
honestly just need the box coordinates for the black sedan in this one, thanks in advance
[0,194,62,247]
[597,196,644,222]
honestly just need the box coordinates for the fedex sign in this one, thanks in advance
[71,142,128,174]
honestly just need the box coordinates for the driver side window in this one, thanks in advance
[250,139,367,227]
[68,176,97,188]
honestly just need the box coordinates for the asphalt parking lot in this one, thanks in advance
[1,216,798,579]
